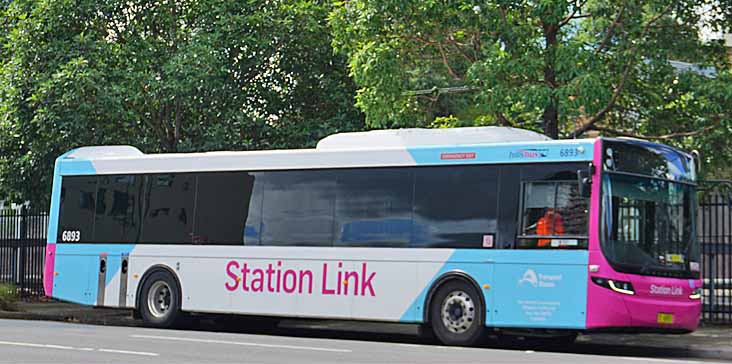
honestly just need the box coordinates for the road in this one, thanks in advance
[0,318,726,364]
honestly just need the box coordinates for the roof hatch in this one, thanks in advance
[316,127,551,150]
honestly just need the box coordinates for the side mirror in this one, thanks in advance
[577,163,595,198]
[691,150,701,177]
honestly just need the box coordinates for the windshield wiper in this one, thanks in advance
[639,261,655,274]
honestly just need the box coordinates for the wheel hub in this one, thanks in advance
[147,281,172,319]
[440,290,476,334]
[448,303,463,319]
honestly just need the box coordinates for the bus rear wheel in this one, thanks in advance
[139,270,182,328]
[429,280,485,346]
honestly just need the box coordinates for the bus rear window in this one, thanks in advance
[518,181,589,249]
[58,176,97,243]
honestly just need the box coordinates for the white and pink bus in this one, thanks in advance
[44,127,701,345]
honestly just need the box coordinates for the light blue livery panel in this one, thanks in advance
[52,244,134,305]
[407,141,595,166]
[401,250,589,329]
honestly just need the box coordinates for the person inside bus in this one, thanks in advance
[536,208,565,247]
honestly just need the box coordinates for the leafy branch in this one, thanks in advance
[573,2,675,137]
[591,124,716,140]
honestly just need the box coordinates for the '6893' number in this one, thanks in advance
[61,230,81,242]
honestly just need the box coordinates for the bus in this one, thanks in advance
[43,127,701,346]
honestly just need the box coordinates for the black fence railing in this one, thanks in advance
[698,181,732,324]
[0,208,48,300]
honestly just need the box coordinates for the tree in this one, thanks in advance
[330,0,732,166]
[0,0,363,206]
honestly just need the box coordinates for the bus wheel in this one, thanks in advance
[429,280,485,346]
[139,270,182,328]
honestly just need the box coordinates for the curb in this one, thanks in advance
[686,347,732,361]
[577,336,732,361]
[0,309,141,327]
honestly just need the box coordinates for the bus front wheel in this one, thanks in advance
[139,270,182,328]
[429,279,485,346]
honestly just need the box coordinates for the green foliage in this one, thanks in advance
[0,283,18,311]
[0,0,364,206]
[2,0,732,205]
[331,0,732,173]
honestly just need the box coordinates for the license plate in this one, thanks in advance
[657,313,674,324]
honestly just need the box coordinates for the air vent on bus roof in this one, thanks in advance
[64,146,144,159]
[316,127,552,150]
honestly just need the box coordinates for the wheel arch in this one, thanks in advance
[422,270,485,324]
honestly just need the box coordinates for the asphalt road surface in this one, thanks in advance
[0,318,726,364]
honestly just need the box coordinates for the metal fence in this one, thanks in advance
[0,208,48,300]
[698,181,732,323]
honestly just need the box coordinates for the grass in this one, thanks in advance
[0,283,18,311]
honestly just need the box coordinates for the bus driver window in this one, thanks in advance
[518,181,589,249]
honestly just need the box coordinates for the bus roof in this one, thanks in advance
[316,127,551,149]
[56,127,599,176]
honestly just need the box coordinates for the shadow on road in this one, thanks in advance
[173,314,717,362]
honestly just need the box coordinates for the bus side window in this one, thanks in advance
[260,170,336,247]
[412,165,498,248]
[517,181,588,249]
[94,175,143,243]
[334,168,413,248]
[141,174,196,244]
[194,172,255,245]
[496,165,520,249]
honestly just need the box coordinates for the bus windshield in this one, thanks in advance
[601,173,699,278]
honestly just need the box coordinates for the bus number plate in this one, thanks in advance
[657,313,674,324]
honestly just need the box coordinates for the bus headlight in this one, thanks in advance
[591,276,635,295]
[689,288,702,300]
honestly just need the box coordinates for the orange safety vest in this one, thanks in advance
[537,210,565,247]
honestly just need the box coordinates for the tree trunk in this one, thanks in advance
[542,103,558,139]
[159,102,178,152]
[542,22,559,139]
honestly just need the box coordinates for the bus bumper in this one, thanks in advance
[622,295,701,332]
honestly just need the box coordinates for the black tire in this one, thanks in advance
[139,270,183,328]
[417,323,437,344]
[429,279,486,346]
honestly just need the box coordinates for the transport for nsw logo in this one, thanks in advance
[518,269,539,287]
[518,269,562,288]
